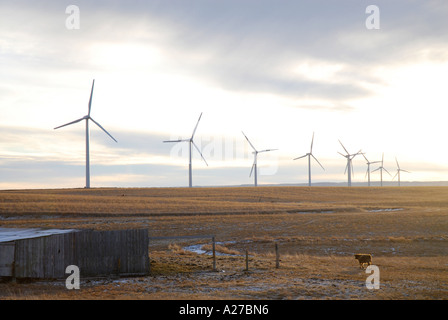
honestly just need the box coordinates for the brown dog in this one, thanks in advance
[354,254,372,269]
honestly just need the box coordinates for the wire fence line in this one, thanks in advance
[148,235,282,272]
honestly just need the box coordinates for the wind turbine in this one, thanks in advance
[163,112,208,188]
[54,79,117,189]
[372,153,391,187]
[393,157,410,187]
[338,140,362,187]
[242,131,277,187]
[362,154,381,187]
[293,132,325,186]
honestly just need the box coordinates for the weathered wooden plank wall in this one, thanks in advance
[11,229,149,279]
[0,242,15,277]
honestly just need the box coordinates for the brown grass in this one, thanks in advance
[0,186,447,300]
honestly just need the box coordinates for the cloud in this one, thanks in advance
[4,0,448,106]
[96,0,448,105]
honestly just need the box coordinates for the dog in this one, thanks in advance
[354,254,372,269]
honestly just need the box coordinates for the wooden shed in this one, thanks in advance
[0,228,150,279]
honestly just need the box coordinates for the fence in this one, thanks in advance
[149,235,282,272]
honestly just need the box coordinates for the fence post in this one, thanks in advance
[275,243,280,269]
[212,236,216,271]
[244,250,249,271]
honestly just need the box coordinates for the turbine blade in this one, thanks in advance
[362,153,369,162]
[383,167,392,176]
[90,117,117,142]
[54,117,86,130]
[242,131,257,151]
[88,79,95,117]
[293,154,307,161]
[393,171,398,180]
[258,149,278,153]
[192,141,208,166]
[372,167,380,173]
[310,132,315,153]
[338,140,349,155]
[163,139,187,143]
[249,162,255,177]
[338,151,347,158]
[395,157,400,169]
[350,150,362,159]
[311,154,325,171]
[191,112,203,139]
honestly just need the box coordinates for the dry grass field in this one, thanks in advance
[0,186,447,300]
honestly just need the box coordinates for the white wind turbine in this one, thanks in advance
[163,112,208,188]
[338,140,362,187]
[242,131,278,187]
[372,153,391,187]
[293,132,325,186]
[393,157,410,187]
[362,154,381,187]
[54,80,117,189]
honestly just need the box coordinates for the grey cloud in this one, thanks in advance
[4,0,448,106]
[127,1,448,102]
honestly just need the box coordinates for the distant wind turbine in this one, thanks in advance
[54,79,117,189]
[372,153,391,187]
[362,154,381,187]
[242,131,278,187]
[393,157,410,187]
[293,132,325,186]
[338,140,362,187]
[164,112,208,188]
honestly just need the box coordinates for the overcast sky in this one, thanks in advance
[1,0,448,189]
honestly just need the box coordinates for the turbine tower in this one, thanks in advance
[393,157,410,187]
[338,140,362,187]
[242,131,277,187]
[362,154,381,187]
[293,132,325,186]
[372,153,391,187]
[164,112,208,188]
[54,79,117,189]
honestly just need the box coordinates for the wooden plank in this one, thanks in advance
[0,242,15,277]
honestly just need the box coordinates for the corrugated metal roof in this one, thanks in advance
[0,228,79,243]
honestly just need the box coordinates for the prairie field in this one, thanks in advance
[0,186,447,300]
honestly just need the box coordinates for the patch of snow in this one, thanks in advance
[368,208,403,213]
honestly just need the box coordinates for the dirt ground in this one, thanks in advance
[0,186,447,300]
